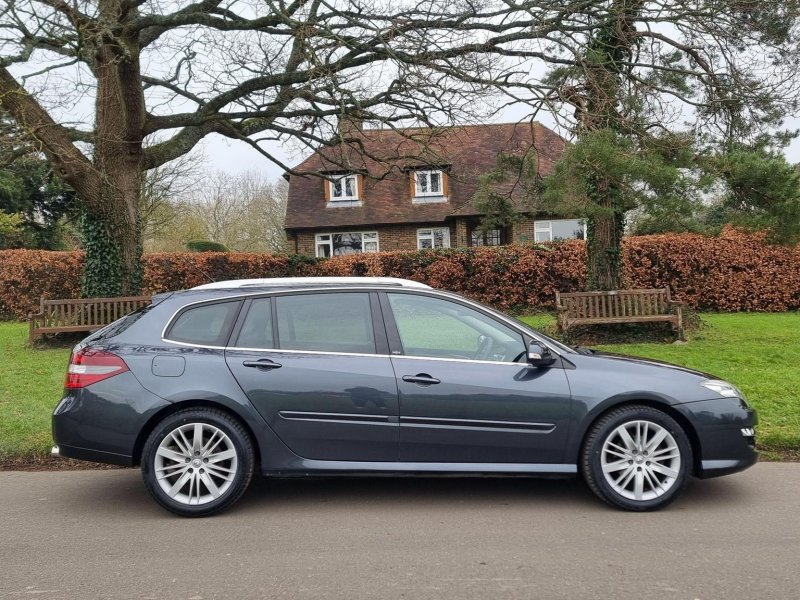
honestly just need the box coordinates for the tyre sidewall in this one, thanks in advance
[583,406,693,511]
[142,409,254,517]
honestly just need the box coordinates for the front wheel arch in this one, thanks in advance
[576,400,702,477]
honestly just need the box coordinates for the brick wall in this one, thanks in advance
[512,216,536,244]
[288,222,458,256]
[287,215,552,256]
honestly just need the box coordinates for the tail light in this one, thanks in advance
[65,348,130,389]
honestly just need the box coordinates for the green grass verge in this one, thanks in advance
[0,324,70,460]
[520,312,800,460]
[1,314,798,463]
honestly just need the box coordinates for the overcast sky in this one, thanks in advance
[198,112,800,183]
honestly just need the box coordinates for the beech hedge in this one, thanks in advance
[1,229,798,320]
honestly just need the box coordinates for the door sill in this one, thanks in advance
[265,460,577,476]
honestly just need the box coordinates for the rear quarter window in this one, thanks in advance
[165,300,241,346]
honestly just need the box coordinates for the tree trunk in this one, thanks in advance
[586,176,625,290]
[80,0,146,296]
[577,2,641,291]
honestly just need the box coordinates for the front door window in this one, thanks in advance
[387,293,525,362]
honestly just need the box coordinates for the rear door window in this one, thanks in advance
[166,300,241,346]
[234,298,274,349]
[275,293,376,354]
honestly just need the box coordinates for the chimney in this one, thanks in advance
[338,113,364,138]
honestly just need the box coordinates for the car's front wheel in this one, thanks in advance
[582,405,693,511]
[141,408,255,517]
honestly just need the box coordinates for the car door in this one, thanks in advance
[225,292,399,462]
[381,292,572,464]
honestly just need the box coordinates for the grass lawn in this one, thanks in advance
[520,312,800,460]
[0,313,798,463]
[0,323,70,462]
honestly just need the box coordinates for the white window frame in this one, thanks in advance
[328,174,359,202]
[416,227,451,250]
[414,170,444,198]
[315,231,379,257]
[534,219,587,242]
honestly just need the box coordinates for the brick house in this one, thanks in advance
[284,122,585,257]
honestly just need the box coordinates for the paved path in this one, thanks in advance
[1,464,799,599]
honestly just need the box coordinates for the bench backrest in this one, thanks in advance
[38,296,152,329]
[556,289,672,319]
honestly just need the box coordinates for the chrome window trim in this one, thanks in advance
[225,346,526,366]
[159,286,564,360]
[389,355,530,367]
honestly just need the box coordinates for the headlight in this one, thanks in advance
[701,379,745,399]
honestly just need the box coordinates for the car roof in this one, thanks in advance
[191,277,431,291]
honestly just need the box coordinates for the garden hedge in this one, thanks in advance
[1,229,798,320]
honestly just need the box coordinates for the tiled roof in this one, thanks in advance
[284,122,567,229]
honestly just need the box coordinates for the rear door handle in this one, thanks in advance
[242,359,282,370]
[402,373,440,386]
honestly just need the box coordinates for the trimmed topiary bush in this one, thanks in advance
[185,240,230,253]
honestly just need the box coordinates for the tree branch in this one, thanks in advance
[0,66,99,202]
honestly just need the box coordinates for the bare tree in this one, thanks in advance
[1,1,797,293]
[0,0,560,294]
[140,151,205,249]
[189,171,287,252]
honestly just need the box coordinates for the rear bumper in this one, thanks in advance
[51,443,133,466]
[52,372,170,466]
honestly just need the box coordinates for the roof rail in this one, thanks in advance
[192,276,431,290]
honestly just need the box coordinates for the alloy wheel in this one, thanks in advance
[600,419,682,502]
[154,422,239,506]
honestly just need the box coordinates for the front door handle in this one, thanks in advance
[242,359,282,370]
[402,373,440,386]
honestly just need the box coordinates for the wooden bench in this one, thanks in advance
[555,288,683,336]
[28,295,152,344]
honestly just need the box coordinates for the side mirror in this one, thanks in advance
[527,341,556,367]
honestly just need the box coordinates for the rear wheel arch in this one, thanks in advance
[132,400,260,468]
[576,399,702,477]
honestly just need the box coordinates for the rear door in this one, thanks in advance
[382,292,572,464]
[225,292,399,461]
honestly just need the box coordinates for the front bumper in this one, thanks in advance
[675,397,758,479]
[700,455,758,478]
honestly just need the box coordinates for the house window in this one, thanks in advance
[417,227,450,250]
[534,219,587,242]
[328,174,359,202]
[415,170,443,196]
[412,170,446,204]
[315,232,379,257]
[470,229,503,247]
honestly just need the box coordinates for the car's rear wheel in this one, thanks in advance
[582,405,692,511]
[141,408,254,517]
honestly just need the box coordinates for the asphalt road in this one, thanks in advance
[1,463,798,600]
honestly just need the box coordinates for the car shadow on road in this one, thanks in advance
[46,468,756,519]
[229,472,753,516]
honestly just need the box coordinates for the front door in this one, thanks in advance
[382,292,572,464]
[225,292,399,461]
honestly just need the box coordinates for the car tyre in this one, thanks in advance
[581,405,692,511]
[141,408,255,517]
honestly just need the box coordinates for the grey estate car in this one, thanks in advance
[52,277,758,516]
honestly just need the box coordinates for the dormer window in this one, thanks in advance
[411,169,447,204]
[415,170,442,196]
[326,173,361,205]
